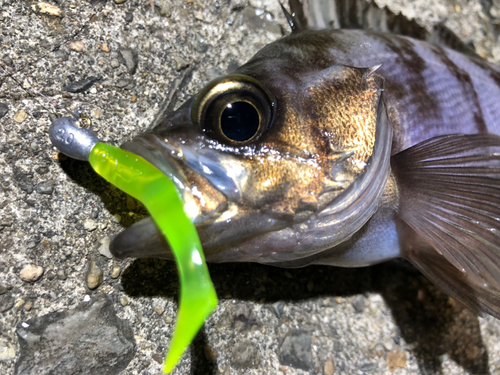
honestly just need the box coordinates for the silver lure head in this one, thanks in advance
[49,116,99,161]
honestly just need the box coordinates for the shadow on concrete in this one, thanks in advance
[121,258,490,375]
[57,157,148,228]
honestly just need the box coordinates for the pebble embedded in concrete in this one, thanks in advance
[124,12,133,23]
[153,300,165,315]
[0,294,15,313]
[69,41,85,52]
[173,56,189,71]
[87,262,103,290]
[115,78,136,90]
[231,339,260,368]
[110,265,121,279]
[204,344,217,362]
[0,103,8,118]
[35,180,55,195]
[0,338,16,361]
[15,295,135,374]
[324,358,335,375]
[383,338,395,351]
[20,265,44,282]
[352,295,365,313]
[32,2,62,17]
[126,196,136,210]
[118,48,139,74]
[110,58,120,68]
[84,219,98,232]
[98,236,112,258]
[13,109,28,123]
[57,269,67,280]
[386,350,407,371]
[64,76,100,93]
[279,329,313,371]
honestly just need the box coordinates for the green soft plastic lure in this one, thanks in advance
[49,117,217,373]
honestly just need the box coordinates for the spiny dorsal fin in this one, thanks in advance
[393,134,500,318]
[287,0,428,36]
[281,0,309,32]
[286,0,478,56]
[429,23,478,58]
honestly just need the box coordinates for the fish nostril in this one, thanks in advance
[170,148,184,159]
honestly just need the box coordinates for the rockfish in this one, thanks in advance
[110,0,500,319]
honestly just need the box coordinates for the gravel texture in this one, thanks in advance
[1,1,500,374]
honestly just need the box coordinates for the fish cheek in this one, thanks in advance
[306,67,380,174]
[243,150,325,216]
[259,67,381,217]
[227,66,381,219]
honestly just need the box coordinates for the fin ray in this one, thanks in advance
[393,134,500,311]
[401,228,500,319]
[287,1,477,56]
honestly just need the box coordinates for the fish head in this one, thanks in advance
[112,53,392,264]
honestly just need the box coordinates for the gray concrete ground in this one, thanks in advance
[1,0,500,374]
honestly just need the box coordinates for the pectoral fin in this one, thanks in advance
[392,134,500,318]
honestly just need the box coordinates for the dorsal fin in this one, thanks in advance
[429,23,478,58]
[287,0,429,36]
[285,0,478,57]
[281,0,309,33]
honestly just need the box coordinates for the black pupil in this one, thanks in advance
[220,101,260,142]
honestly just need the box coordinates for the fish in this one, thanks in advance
[107,0,500,321]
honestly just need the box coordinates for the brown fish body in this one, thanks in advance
[111,23,500,318]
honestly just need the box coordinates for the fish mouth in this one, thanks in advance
[122,131,232,222]
[120,133,190,206]
[109,130,230,260]
[109,130,283,262]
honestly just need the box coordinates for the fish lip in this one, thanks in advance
[120,131,232,225]
[122,130,244,203]
[180,147,243,202]
[120,132,190,194]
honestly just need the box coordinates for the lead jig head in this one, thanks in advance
[49,116,99,160]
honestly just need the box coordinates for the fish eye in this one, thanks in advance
[192,74,276,145]
[220,101,259,142]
